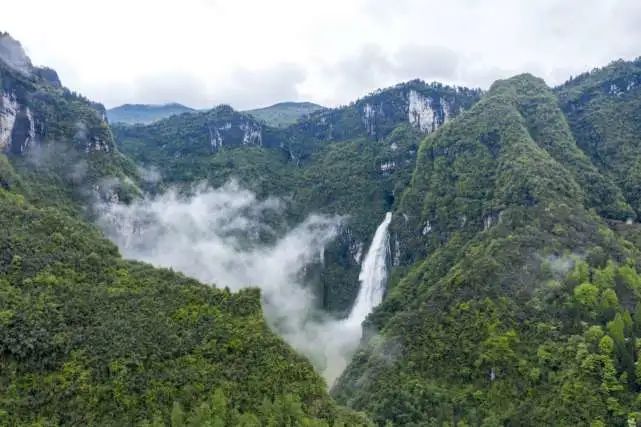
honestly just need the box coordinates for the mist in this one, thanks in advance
[97,180,369,385]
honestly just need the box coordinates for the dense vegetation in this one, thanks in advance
[0,183,368,426]
[0,34,368,426]
[7,29,641,425]
[333,73,641,425]
[557,58,641,215]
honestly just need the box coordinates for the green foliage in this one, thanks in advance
[333,72,641,425]
[575,282,600,309]
[0,52,365,425]
[140,389,371,427]
[8,40,641,426]
[557,58,641,216]
[0,185,367,425]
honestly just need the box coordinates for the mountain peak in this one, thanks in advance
[244,101,324,127]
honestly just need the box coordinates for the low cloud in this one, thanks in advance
[97,180,367,384]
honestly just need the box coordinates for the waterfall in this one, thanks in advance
[346,212,392,325]
[323,212,393,386]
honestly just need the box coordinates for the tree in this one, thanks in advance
[171,402,185,427]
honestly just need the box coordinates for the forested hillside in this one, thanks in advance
[333,72,641,425]
[0,32,140,213]
[0,33,368,426]
[5,26,641,426]
[557,58,641,214]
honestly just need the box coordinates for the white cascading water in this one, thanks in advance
[324,212,393,386]
[346,211,392,325]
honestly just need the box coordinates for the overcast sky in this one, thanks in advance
[2,0,640,109]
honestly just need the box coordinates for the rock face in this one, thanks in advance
[0,92,36,154]
[10,106,36,154]
[354,83,473,139]
[363,102,382,137]
[407,89,450,132]
[240,120,262,146]
[204,109,263,151]
[206,117,262,150]
[0,32,135,210]
[278,80,481,161]
[361,88,454,137]
[0,93,19,150]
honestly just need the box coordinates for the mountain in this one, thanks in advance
[107,101,323,127]
[333,71,641,425]
[7,27,641,426]
[245,101,325,127]
[106,103,195,125]
[111,80,482,313]
[0,32,140,212]
[0,33,368,426]
[556,58,641,214]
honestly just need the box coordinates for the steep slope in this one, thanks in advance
[0,178,368,426]
[112,81,482,313]
[245,101,324,128]
[333,75,641,426]
[0,33,369,426]
[107,103,195,125]
[0,33,139,212]
[557,58,641,216]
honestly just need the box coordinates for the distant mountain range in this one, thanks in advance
[244,101,324,127]
[106,103,195,124]
[107,101,325,127]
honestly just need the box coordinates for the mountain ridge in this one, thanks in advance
[333,69,641,425]
[106,102,196,125]
[5,28,641,426]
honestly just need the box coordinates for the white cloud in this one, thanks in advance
[2,0,640,108]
